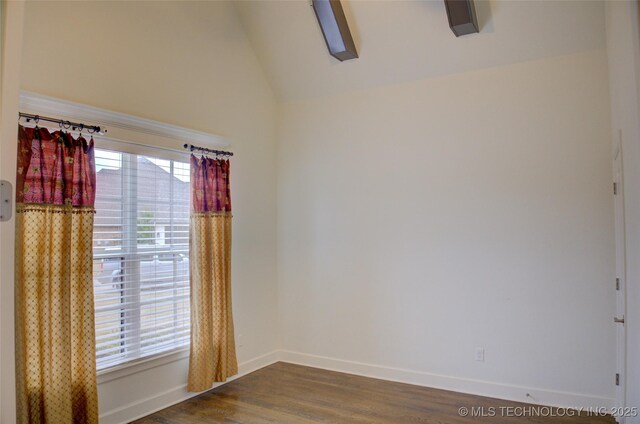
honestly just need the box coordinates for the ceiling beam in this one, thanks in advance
[312,0,358,61]
[444,0,479,37]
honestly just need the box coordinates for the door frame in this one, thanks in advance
[613,136,627,422]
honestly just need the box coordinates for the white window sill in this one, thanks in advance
[97,347,190,384]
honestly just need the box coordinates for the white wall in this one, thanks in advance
[277,49,616,407]
[606,1,640,422]
[0,2,25,423]
[16,1,279,422]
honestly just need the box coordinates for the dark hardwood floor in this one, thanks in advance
[133,362,615,423]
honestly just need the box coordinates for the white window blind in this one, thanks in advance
[93,147,191,370]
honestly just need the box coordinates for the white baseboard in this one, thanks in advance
[279,350,615,410]
[99,350,280,424]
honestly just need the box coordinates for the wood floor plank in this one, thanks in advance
[132,362,616,424]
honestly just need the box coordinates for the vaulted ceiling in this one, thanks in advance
[234,0,606,101]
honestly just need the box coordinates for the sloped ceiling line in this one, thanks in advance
[234,0,606,101]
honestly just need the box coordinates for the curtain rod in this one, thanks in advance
[19,112,106,135]
[184,143,233,157]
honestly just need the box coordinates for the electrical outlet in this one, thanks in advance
[238,334,244,348]
[475,347,485,362]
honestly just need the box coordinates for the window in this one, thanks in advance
[93,148,191,370]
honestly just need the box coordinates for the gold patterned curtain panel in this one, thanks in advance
[187,155,237,392]
[15,125,99,424]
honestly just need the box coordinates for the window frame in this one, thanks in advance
[93,146,192,372]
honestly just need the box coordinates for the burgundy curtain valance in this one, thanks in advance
[16,125,96,208]
[190,154,231,213]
